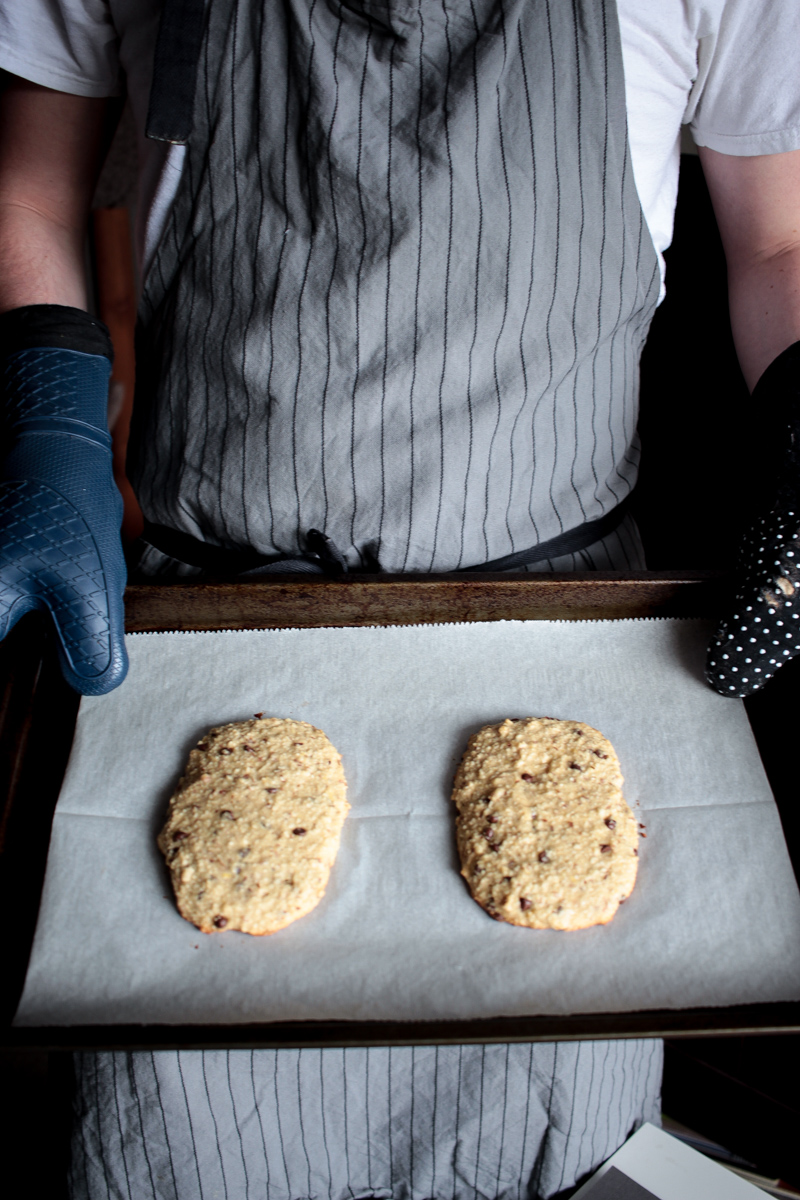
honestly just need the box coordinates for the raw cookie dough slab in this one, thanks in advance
[159,718,349,935]
[454,718,638,929]
[14,619,800,1026]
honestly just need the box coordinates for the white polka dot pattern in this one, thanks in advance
[707,340,800,698]
[706,498,800,697]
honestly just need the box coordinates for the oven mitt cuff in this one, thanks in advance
[0,306,128,695]
[706,340,800,697]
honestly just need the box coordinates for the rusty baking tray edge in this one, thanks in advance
[3,574,799,1046]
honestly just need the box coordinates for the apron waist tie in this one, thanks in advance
[141,524,349,576]
[142,500,629,578]
[468,498,630,571]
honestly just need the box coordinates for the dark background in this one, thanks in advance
[635,154,760,570]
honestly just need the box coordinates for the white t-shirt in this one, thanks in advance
[1,0,800,294]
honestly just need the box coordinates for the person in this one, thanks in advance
[1,1,799,1197]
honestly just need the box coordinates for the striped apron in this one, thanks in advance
[73,4,663,1198]
[132,0,661,572]
[71,1041,663,1199]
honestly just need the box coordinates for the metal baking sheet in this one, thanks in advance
[12,617,800,1031]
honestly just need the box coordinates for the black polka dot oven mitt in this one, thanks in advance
[707,341,800,697]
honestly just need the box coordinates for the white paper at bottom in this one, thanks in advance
[14,619,800,1026]
[572,1124,765,1199]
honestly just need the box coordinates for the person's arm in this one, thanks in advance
[0,76,108,311]
[0,75,128,695]
[699,145,800,392]
[699,146,800,697]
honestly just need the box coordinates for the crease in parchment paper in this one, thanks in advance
[14,618,800,1027]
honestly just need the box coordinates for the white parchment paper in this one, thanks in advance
[14,618,800,1026]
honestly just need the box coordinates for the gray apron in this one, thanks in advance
[71,1041,663,1200]
[133,0,660,572]
[77,6,664,1199]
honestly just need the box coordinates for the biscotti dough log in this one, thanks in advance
[453,718,638,931]
[158,717,349,935]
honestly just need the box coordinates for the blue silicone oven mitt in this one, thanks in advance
[0,305,128,694]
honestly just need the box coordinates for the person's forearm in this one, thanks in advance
[699,145,800,392]
[726,245,800,393]
[0,78,108,314]
[0,200,89,311]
